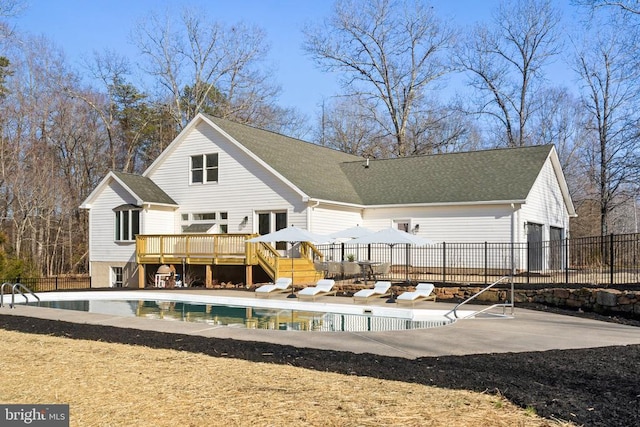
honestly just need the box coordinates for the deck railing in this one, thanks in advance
[137,234,250,264]
[137,234,324,284]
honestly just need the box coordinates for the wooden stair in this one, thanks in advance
[277,258,323,286]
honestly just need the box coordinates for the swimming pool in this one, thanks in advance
[4,291,469,332]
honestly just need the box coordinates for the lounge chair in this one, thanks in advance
[297,279,336,300]
[352,281,392,302]
[396,283,436,305]
[255,278,292,297]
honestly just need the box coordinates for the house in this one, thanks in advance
[80,113,576,288]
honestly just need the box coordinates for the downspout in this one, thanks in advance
[307,199,320,231]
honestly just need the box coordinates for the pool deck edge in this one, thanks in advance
[2,289,640,359]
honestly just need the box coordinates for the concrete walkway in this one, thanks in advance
[2,289,639,359]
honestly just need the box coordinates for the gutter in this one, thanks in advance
[307,200,320,231]
[309,197,527,210]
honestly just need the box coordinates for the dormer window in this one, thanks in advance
[191,153,218,184]
[114,204,140,242]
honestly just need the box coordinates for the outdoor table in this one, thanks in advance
[356,260,380,286]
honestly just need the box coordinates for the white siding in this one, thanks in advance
[89,180,137,263]
[311,205,363,235]
[147,122,308,233]
[363,204,516,243]
[520,158,570,242]
[143,207,175,234]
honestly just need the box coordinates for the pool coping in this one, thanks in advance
[2,289,640,359]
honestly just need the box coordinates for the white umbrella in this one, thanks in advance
[247,226,331,294]
[329,225,374,263]
[348,227,433,246]
[329,225,375,240]
[247,226,330,245]
[349,227,433,282]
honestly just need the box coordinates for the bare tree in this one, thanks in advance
[315,96,390,157]
[304,0,454,157]
[0,32,105,275]
[574,0,640,15]
[132,6,284,129]
[77,50,160,173]
[455,0,562,147]
[530,86,587,190]
[403,104,482,155]
[573,15,640,235]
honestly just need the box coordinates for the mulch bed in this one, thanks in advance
[1,309,638,427]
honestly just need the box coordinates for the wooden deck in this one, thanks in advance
[135,234,324,286]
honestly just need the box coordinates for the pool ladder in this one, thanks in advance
[0,282,40,308]
[444,275,514,320]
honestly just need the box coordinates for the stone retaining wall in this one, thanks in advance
[432,286,640,316]
[246,281,640,317]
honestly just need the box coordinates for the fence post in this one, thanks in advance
[55,276,58,290]
[609,233,614,286]
[484,241,488,285]
[564,237,569,285]
[442,242,446,284]
[526,241,530,284]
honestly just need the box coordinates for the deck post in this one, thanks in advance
[245,265,253,287]
[206,265,212,287]
[138,264,145,288]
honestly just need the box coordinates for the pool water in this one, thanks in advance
[7,291,462,332]
[26,299,453,332]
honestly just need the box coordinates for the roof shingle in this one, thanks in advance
[207,116,552,206]
[113,171,177,205]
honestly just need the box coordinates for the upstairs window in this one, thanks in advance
[193,212,216,221]
[191,153,218,183]
[114,205,140,242]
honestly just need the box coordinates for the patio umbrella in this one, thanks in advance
[246,226,331,296]
[348,227,433,282]
[329,225,374,240]
[329,226,374,262]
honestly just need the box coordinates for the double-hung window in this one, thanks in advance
[114,205,140,242]
[111,266,123,287]
[191,153,219,183]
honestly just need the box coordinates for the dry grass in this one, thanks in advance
[0,329,572,427]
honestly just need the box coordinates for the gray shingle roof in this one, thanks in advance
[341,145,553,205]
[182,223,215,233]
[207,116,553,206]
[113,171,177,205]
[207,116,364,203]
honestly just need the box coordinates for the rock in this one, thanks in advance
[596,290,620,307]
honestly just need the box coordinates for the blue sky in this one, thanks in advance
[15,0,575,119]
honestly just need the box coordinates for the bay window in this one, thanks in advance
[114,205,140,242]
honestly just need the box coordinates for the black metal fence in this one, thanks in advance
[317,233,640,288]
[1,276,91,292]
[5,233,640,291]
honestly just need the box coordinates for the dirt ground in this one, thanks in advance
[1,308,638,427]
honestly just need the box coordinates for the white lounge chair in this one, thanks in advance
[255,278,292,297]
[396,283,436,305]
[297,279,336,300]
[353,281,392,302]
